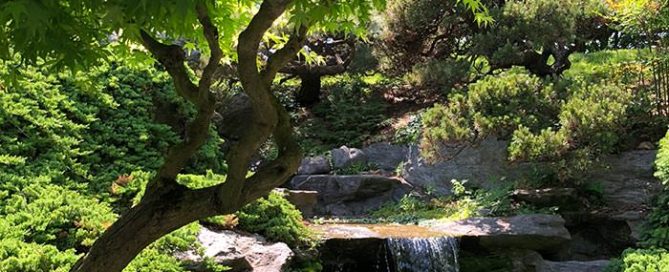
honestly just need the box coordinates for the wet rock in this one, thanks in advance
[362,142,409,171]
[320,238,390,272]
[287,175,411,216]
[297,156,331,175]
[177,227,293,272]
[426,215,571,253]
[331,146,368,169]
[315,225,459,272]
[274,188,319,217]
[539,260,610,272]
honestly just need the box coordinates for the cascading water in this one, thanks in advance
[387,237,459,272]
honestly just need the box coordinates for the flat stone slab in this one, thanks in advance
[425,215,571,251]
[311,224,445,239]
[311,215,571,253]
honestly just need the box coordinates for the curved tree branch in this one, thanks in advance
[140,30,199,104]
[261,25,309,84]
[196,2,224,97]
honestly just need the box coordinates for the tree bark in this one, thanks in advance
[69,1,305,271]
[296,72,322,106]
[69,185,232,272]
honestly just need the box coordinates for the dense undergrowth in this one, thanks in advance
[0,61,312,271]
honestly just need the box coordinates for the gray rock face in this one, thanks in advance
[177,227,293,272]
[362,142,409,171]
[331,146,368,169]
[402,137,531,195]
[426,214,571,252]
[592,150,659,211]
[297,156,331,175]
[588,150,660,240]
[214,93,253,142]
[274,188,319,217]
[287,175,411,216]
[539,260,610,272]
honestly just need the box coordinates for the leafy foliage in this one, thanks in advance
[605,248,669,272]
[236,191,315,249]
[421,68,561,156]
[0,60,227,271]
[405,58,472,91]
[371,180,549,224]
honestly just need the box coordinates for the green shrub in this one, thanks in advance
[405,58,471,90]
[370,180,547,224]
[606,248,669,272]
[654,130,669,185]
[393,113,422,145]
[0,238,78,272]
[422,63,636,182]
[421,68,561,160]
[236,191,314,249]
[507,81,631,181]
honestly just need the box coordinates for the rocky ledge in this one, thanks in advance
[286,174,411,216]
[176,227,293,272]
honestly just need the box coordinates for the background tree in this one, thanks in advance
[278,33,357,106]
[378,0,616,78]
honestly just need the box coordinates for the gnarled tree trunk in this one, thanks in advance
[70,1,304,271]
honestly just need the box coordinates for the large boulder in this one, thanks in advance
[401,137,533,195]
[287,175,411,216]
[590,150,659,213]
[362,142,409,171]
[177,227,293,272]
[426,215,571,253]
[274,188,319,217]
[331,146,368,169]
[583,150,660,241]
[297,155,331,175]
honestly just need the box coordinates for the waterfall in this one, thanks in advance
[387,237,459,272]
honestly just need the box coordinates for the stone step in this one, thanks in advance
[312,214,571,253]
[287,174,411,216]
